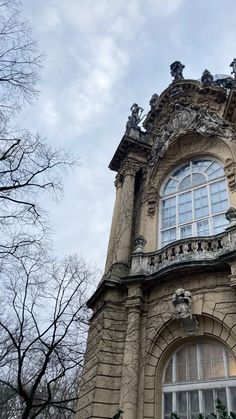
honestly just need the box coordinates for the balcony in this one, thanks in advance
[130,225,236,280]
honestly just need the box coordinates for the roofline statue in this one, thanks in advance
[170,61,185,81]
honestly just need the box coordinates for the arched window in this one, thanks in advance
[160,159,229,247]
[163,342,236,419]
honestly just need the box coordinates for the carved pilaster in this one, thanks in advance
[120,286,142,419]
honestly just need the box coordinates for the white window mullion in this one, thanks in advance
[199,390,203,414]
[173,392,176,412]
[226,387,231,413]
[173,353,177,382]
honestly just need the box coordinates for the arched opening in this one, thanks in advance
[160,158,229,248]
[162,341,236,419]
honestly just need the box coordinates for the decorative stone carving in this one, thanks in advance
[149,105,233,168]
[230,58,236,80]
[172,288,198,335]
[225,207,236,226]
[133,235,147,253]
[125,103,143,134]
[120,159,141,177]
[144,185,159,216]
[149,93,159,110]
[114,173,123,189]
[201,69,213,87]
[224,158,236,191]
[170,61,185,81]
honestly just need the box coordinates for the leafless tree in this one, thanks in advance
[0,251,93,418]
[0,0,42,119]
[0,0,75,260]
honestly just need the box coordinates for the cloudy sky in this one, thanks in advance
[20,0,236,275]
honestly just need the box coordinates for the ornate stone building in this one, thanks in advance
[76,61,236,419]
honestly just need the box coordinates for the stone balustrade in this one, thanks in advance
[130,226,236,277]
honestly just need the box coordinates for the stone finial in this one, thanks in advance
[170,61,185,81]
[172,288,198,335]
[201,69,213,87]
[225,207,236,226]
[149,93,159,110]
[230,58,236,79]
[133,235,147,253]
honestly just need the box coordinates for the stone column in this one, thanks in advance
[120,285,142,419]
[114,159,138,266]
[104,173,123,273]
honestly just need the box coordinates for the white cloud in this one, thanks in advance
[147,0,184,16]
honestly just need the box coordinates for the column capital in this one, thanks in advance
[114,173,123,189]
[120,158,143,177]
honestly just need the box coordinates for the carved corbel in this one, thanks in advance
[143,185,159,217]
[172,288,198,335]
[224,158,236,192]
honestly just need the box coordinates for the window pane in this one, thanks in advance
[180,224,192,239]
[212,214,228,234]
[194,187,209,218]
[203,390,214,415]
[164,359,173,383]
[164,393,172,415]
[206,161,224,179]
[192,173,206,187]
[189,391,199,415]
[196,219,209,236]
[179,175,191,191]
[177,392,187,414]
[201,344,213,380]
[230,388,236,411]
[216,389,227,407]
[179,192,192,223]
[210,181,228,214]
[162,197,176,228]
[187,345,198,381]
[192,159,211,173]
[228,354,236,377]
[176,348,187,382]
[163,178,179,196]
[212,346,224,378]
[162,229,176,246]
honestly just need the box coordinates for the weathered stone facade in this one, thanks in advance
[76,63,236,419]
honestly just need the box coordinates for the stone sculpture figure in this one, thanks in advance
[230,58,236,79]
[125,103,143,134]
[170,61,185,81]
[130,103,143,126]
[149,93,159,110]
[201,69,213,87]
[172,288,192,319]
